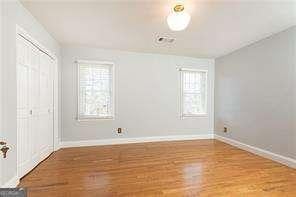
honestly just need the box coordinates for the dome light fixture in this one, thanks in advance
[167,4,191,31]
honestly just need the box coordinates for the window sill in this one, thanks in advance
[76,117,114,122]
[181,114,208,119]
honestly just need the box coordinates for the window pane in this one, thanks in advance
[183,93,202,114]
[182,70,207,116]
[79,63,113,119]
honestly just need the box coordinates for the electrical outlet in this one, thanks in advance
[117,128,122,134]
[223,127,228,133]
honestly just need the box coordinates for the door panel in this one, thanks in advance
[17,37,31,177]
[17,34,54,178]
[39,53,53,159]
[30,61,40,158]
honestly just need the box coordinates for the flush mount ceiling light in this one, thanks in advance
[167,4,191,31]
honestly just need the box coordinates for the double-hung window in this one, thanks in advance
[78,60,114,120]
[180,69,207,117]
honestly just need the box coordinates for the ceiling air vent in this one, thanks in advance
[156,36,175,45]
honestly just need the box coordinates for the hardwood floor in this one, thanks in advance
[19,140,296,197]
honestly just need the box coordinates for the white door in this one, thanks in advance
[17,36,33,177]
[37,53,53,162]
[17,34,54,178]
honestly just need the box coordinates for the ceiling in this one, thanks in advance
[21,0,296,58]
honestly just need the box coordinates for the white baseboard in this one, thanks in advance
[60,134,214,148]
[214,134,296,169]
[1,175,19,188]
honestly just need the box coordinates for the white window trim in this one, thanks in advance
[179,68,208,119]
[77,60,115,121]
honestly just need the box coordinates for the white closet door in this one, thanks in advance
[38,53,53,161]
[30,42,41,164]
[17,36,32,177]
[17,35,54,178]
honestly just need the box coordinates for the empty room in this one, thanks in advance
[0,0,295,196]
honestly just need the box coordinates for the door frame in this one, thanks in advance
[15,25,59,178]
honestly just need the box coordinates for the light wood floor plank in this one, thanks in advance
[19,139,296,196]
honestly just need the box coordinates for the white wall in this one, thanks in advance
[1,0,61,186]
[62,46,215,142]
[0,0,3,186]
[294,27,296,161]
[215,26,296,159]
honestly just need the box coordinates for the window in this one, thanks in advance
[78,60,114,120]
[180,69,207,117]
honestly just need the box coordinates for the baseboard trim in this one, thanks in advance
[214,134,296,169]
[60,134,214,148]
[1,175,19,188]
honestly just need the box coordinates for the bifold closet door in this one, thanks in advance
[38,53,54,162]
[17,35,54,178]
[17,36,41,177]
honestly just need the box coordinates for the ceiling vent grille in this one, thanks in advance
[156,36,175,45]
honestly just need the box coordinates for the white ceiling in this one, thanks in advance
[21,0,296,58]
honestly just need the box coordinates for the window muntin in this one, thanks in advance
[78,61,114,120]
[181,69,207,117]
